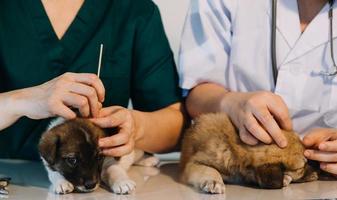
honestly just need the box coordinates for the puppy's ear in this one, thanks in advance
[39,132,60,165]
[255,163,284,189]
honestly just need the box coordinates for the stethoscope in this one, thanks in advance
[271,0,337,85]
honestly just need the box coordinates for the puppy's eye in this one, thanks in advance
[96,152,104,161]
[97,154,104,161]
[65,157,78,167]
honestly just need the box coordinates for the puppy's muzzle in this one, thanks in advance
[75,180,99,193]
[84,180,98,190]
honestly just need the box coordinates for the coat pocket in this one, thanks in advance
[324,79,337,127]
[275,66,322,113]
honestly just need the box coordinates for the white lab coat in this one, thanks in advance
[178,0,337,135]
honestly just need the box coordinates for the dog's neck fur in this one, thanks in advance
[47,117,66,130]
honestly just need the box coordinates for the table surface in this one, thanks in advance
[1,159,337,200]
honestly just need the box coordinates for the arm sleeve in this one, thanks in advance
[0,47,5,93]
[131,3,181,112]
[178,0,236,90]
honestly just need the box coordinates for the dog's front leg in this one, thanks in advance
[181,161,225,194]
[133,149,159,167]
[45,166,74,194]
[101,151,137,194]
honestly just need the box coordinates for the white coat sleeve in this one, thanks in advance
[178,0,236,91]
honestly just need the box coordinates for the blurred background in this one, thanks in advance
[153,0,190,61]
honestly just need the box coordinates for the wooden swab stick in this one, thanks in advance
[97,44,104,78]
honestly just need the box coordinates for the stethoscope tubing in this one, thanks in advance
[328,0,337,73]
[271,0,337,85]
[271,0,278,85]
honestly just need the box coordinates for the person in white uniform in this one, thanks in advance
[179,0,337,175]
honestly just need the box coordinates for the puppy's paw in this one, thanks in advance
[110,179,136,194]
[135,156,160,167]
[283,175,293,187]
[199,180,226,194]
[51,180,74,194]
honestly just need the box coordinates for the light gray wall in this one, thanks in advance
[153,0,190,61]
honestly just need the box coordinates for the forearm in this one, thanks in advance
[186,83,229,118]
[0,90,24,131]
[132,102,188,153]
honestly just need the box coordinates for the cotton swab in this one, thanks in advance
[97,44,104,78]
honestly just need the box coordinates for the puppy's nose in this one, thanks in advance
[84,180,97,190]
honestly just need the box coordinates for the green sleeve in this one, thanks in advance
[131,4,181,112]
[0,49,4,92]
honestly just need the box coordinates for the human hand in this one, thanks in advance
[16,72,105,119]
[221,91,292,147]
[90,106,136,157]
[303,128,337,175]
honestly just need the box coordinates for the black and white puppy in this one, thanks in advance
[39,118,159,195]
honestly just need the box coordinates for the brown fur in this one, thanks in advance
[39,119,105,165]
[180,113,319,193]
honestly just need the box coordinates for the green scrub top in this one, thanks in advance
[0,0,181,160]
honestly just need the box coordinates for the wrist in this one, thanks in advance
[219,91,239,114]
[0,90,25,120]
[130,110,146,143]
[7,88,35,118]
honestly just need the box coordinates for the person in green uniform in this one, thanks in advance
[0,0,186,160]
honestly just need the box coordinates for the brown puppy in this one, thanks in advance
[180,113,319,194]
[39,118,159,195]
[39,118,105,194]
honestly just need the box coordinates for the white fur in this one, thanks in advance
[101,149,159,194]
[200,180,226,194]
[47,117,66,130]
[76,184,99,193]
[110,179,136,194]
[42,158,74,194]
[101,153,136,194]
[283,175,293,187]
[134,155,160,167]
